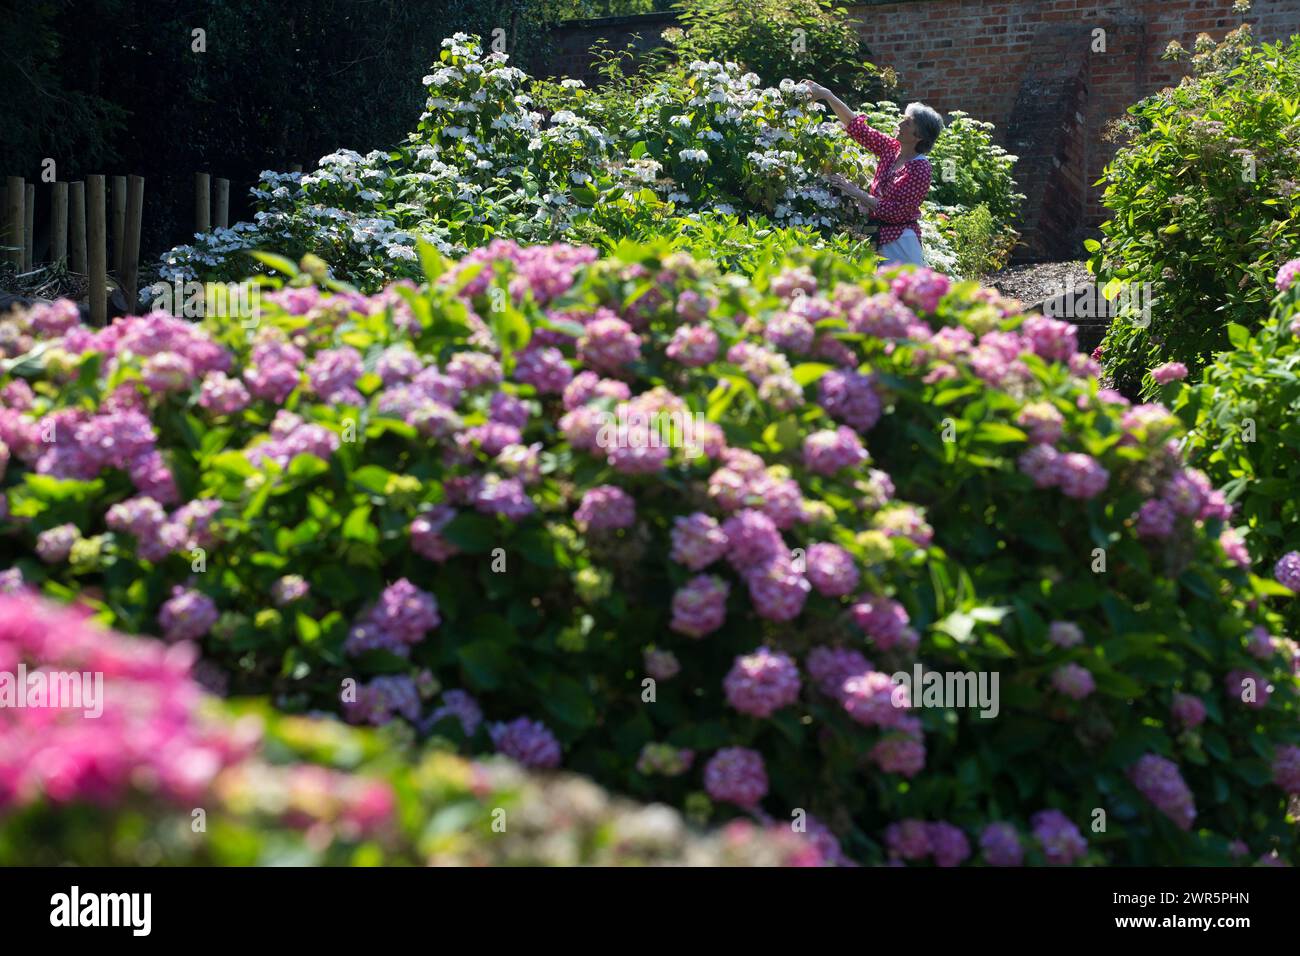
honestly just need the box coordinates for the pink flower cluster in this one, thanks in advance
[723,647,801,717]
[0,595,256,811]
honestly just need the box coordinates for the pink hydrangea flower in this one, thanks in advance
[667,324,720,367]
[744,555,810,622]
[1051,452,1109,499]
[1171,692,1206,729]
[1051,663,1095,700]
[1272,744,1300,795]
[802,426,868,476]
[849,595,910,650]
[670,575,729,638]
[805,542,860,597]
[1151,361,1188,385]
[723,647,802,718]
[670,512,729,571]
[1225,668,1270,709]
[1048,621,1084,649]
[1274,258,1300,292]
[575,484,636,531]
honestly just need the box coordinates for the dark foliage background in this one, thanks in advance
[0,0,577,263]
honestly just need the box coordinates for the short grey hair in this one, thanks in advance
[906,102,945,154]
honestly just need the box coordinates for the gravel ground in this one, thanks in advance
[984,260,1094,308]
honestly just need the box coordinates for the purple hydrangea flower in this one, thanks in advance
[884,819,931,861]
[703,747,768,807]
[490,717,562,769]
[429,689,483,736]
[344,675,421,726]
[1129,754,1197,830]
[1031,809,1087,866]
[411,505,460,562]
[980,822,1024,866]
[345,579,439,657]
[1274,551,1300,592]
[806,646,872,699]
[1048,621,1084,649]
[36,523,80,564]
[158,586,218,642]
[927,822,971,867]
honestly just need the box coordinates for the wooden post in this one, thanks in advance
[50,182,68,263]
[111,175,127,274]
[122,174,144,312]
[194,172,210,233]
[214,177,230,229]
[23,184,34,270]
[87,175,107,326]
[5,177,23,270]
[70,181,87,274]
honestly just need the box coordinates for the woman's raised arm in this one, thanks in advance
[802,81,897,158]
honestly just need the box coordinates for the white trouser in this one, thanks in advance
[877,229,926,267]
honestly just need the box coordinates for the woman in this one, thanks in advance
[803,82,944,268]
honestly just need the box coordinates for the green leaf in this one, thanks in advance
[790,362,833,386]
[247,250,299,277]
[459,641,510,690]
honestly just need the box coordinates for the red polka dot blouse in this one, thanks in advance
[845,114,932,245]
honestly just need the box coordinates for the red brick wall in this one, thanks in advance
[845,0,1300,239]
[547,1,1300,258]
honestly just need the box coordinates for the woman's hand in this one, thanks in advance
[802,80,830,101]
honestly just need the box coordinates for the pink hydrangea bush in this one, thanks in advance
[0,593,810,867]
[2,241,1297,865]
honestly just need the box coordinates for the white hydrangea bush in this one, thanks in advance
[157,33,988,291]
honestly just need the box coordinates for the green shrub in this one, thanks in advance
[1173,259,1300,642]
[948,204,1012,280]
[668,0,896,105]
[1090,23,1300,397]
[3,240,1297,865]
